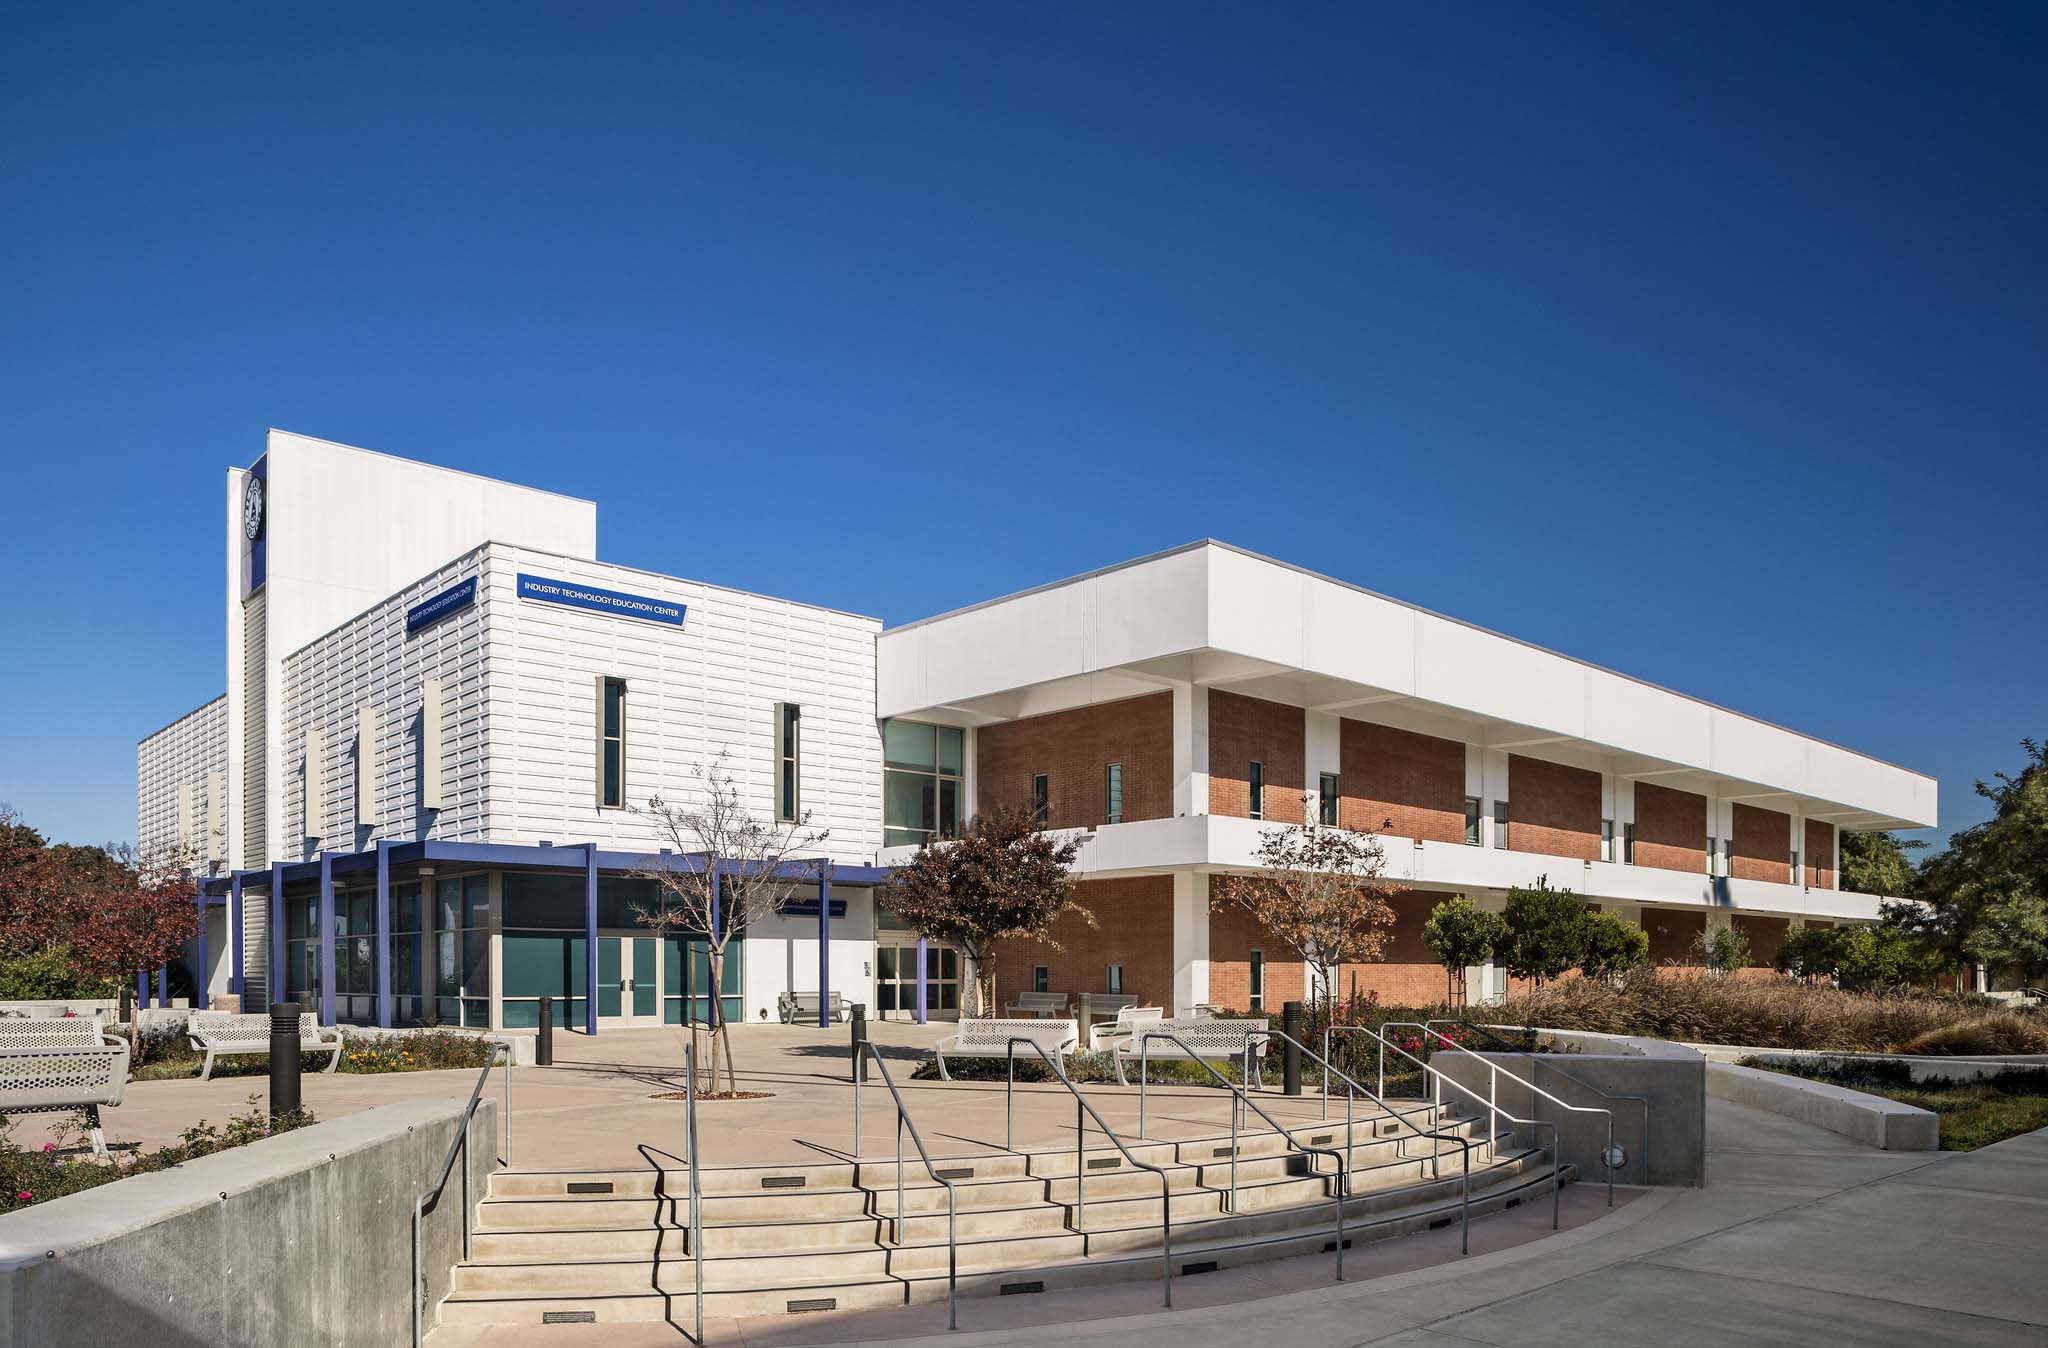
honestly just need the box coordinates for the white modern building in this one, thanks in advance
[138,431,1938,1031]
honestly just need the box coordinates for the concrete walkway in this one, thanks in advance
[430,1103,2048,1348]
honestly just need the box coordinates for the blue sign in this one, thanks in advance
[782,899,848,919]
[516,573,686,627]
[406,577,477,634]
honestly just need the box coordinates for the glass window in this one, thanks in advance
[884,719,937,771]
[1106,763,1124,825]
[1601,819,1615,862]
[1319,773,1339,827]
[1464,797,1482,846]
[1707,836,1718,876]
[1249,949,1265,1010]
[1493,800,1509,849]
[882,719,965,847]
[599,678,626,808]
[1106,964,1123,994]
[1031,773,1049,825]
[1033,965,1049,993]
[1248,761,1264,820]
[1790,850,1800,884]
[1623,822,1636,864]
[776,702,800,821]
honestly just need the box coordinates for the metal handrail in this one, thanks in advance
[1330,1024,1566,1227]
[1420,1018,1650,1185]
[1266,1027,1473,1256]
[684,1040,705,1345]
[1137,1029,1350,1281]
[1385,1021,1617,1208]
[411,1042,511,1348]
[1002,1038,1174,1308]
[851,1041,960,1330]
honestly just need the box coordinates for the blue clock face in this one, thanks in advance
[243,476,265,541]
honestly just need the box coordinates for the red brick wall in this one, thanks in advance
[1804,819,1836,889]
[1731,803,1791,883]
[975,693,1172,830]
[989,876,1173,1010]
[1208,691,1305,824]
[1633,783,1706,874]
[1645,907,1705,965]
[1507,756,1601,860]
[1208,900,1306,1012]
[1338,720,1466,843]
[1734,914,1790,969]
[1210,889,1458,1011]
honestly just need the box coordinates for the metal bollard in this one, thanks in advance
[850,1002,868,1083]
[1282,1001,1303,1095]
[119,984,134,1029]
[536,995,555,1067]
[270,1001,302,1118]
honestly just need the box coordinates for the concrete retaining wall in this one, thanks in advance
[1685,1042,2048,1083]
[1705,1062,1938,1150]
[0,1097,500,1348]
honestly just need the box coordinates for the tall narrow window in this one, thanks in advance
[1033,965,1049,994]
[1106,964,1124,994]
[1623,821,1636,864]
[1248,761,1265,820]
[1105,763,1124,824]
[1493,800,1509,849]
[1706,836,1718,876]
[598,678,626,808]
[774,702,801,821]
[1464,797,1482,846]
[1790,849,1800,885]
[1601,819,1615,862]
[1319,772,1339,826]
[1031,773,1049,825]
[1249,949,1265,1010]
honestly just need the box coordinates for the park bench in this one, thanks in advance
[1003,990,1070,1018]
[1087,1004,1165,1052]
[1113,1017,1272,1086]
[776,991,849,1024]
[933,1018,1079,1080]
[187,1011,344,1081]
[0,1015,131,1158]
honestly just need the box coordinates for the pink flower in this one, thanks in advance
[40,1143,55,1154]
[15,1192,32,1203]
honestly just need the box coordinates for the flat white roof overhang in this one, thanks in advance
[878,542,1937,832]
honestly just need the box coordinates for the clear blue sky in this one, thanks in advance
[2,3,2041,851]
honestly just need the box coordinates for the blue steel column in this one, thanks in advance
[374,841,393,1028]
[817,862,830,1028]
[584,844,599,1035]
[269,861,286,1006]
[916,934,928,1025]
[318,853,337,1026]
[230,871,245,998]
[193,888,209,1010]
[135,969,149,1008]
[156,963,169,1009]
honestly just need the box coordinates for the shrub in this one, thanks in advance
[0,1096,316,1214]
[1501,880,1589,986]
[0,947,118,1000]
[1579,913,1650,981]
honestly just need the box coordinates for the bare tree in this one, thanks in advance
[1211,822,1395,1009]
[633,754,826,1095]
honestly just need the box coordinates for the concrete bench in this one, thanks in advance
[1088,1004,1165,1053]
[1004,991,1070,1018]
[776,991,848,1024]
[188,1011,343,1082]
[1114,1017,1272,1086]
[934,1018,1079,1080]
[0,1016,131,1158]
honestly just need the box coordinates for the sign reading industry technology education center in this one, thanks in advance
[516,573,687,627]
[405,576,477,634]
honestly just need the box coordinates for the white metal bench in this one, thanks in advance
[1088,1004,1165,1053]
[934,1018,1079,1080]
[1114,1017,1272,1086]
[777,991,849,1024]
[0,1016,131,1158]
[1004,991,1070,1018]
[188,1011,344,1081]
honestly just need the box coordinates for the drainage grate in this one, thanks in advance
[1212,1146,1236,1158]
[1180,1260,1219,1276]
[1309,1133,1333,1145]
[542,1311,596,1324]
[788,1297,838,1313]
[935,1167,974,1180]
[1000,1280,1046,1296]
[1504,1197,1521,1209]
[565,1182,613,1195]
[761,1176,806,1189]
[1321,1238,1355,1252]
[1429,1216,1455,1230]
[1087,1157,1120,1170]
[1380,1122,1399,1136]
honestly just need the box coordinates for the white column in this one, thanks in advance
[1172,684,1210,817]
[1304,710,1340,822]
[1171,871,1210,1014]
[1473,890,1507,1003]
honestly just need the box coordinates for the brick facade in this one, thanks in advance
[1804,818,1836,889]
[1208,690,1305,824]
[1507,755,1601,860]
[989,875,1173,1011]
[1632,782,1706,874]
[1208,898,1306,1012]
[1209,889,1453,1012]
[1734,913,1791,969]
[1644,907,1705,966]
[975,692,1172,830]
[1731,803,1791,883]
[1338,720,1466,843]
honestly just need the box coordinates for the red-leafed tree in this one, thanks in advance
[0,806,199,994]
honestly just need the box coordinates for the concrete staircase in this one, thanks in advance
[438,1101,1567,1327]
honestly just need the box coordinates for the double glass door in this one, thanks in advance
[876,942,961,1019]
[597,934,661,1025]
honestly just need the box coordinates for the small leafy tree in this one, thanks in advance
[0,808,196,991]
[1500,878,1589,988]
[633,755,827,1095]
[1691,923,1751,977]
[876,805,1087,1015]
[1420,895,1507,1006]
[1578,912,1649,982]
[1212,823,1395,1009]
[1776,921,1839,980]
[1839,830,1925,897]
[1961,891,2048,988]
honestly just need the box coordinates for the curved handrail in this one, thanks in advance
[1328,1025,1567,1228]
[1264,1027,1474,1256]
[1138,1029,1351,1281]
[1419,1018,1650,1185]
[851,1041,960,1331]
[1004,1037,1174,1308]
[411,1041,510,1348]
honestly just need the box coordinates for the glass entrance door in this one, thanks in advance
[599,935,661,1026]
[876,943,961,1020]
